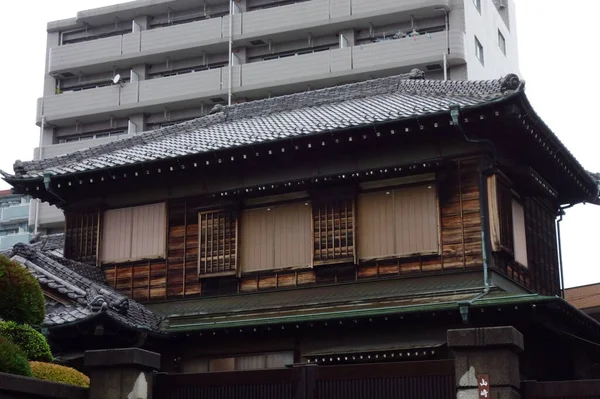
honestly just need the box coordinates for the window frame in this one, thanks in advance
[240,200,313,273]
[475,36,484,65]
[498,30,507,55]
[356,180,441,262]
[197,209,239,278]
[99,202,167,264]
[312,197,356,266]
[487,174,529,269]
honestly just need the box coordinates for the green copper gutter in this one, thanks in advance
[164,293,554,333]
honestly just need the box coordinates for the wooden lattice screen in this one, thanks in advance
[64,210,99,264]
[313,199,355,265]
[198,210,238,277]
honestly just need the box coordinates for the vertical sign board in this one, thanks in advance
[478,374,490,398]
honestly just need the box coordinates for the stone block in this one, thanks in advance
[448,326,524,352]
[85,348,161,370]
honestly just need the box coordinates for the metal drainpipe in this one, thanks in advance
[435,7,450,80]
[450,105,498,295]
[228,0,234,106]
[557,203,575,298]
[34,117,45,235]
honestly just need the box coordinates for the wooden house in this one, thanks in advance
[3,70,600,381]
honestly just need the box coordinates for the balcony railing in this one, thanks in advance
[0,233,31,251]
[0,204,30,223]
[47,0,451,74]
[39,30,465,124]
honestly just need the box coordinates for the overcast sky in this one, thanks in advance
[0,1,598,287]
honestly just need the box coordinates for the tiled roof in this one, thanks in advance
[8,243,162,333]
[148,273,489,332]
[30,233,64,253]
[7,70,524,180]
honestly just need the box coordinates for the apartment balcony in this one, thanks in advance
[38,30,465,125]
[47,0,451,75]
[0,204,30,224]
[0,233,31,251]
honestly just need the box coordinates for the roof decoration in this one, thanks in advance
[5,241,162,334]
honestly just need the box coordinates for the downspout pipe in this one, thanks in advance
[43,173,67,206]
[450,105,499,296]
[556,203,575,298]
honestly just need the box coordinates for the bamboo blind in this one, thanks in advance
[198,210,238,276]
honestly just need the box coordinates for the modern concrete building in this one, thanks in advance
[32,0,519,233]
[0,190,31,251]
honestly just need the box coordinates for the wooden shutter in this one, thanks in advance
[198,210,238,277]
[240,202,312,272]
[358,185,439,260]
[313,199,355,265]
[488,175,514,253]
[64,210,99,264]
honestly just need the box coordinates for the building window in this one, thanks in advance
[474,0,481,13]
[511,199,528,267]
[100,203,167,264]
[240,202,312,272]
[198,210,238,277]
[357,184,439,261]
[65,210,99,264]
[475,36,484,65]
[58,130,127,144]
[488,175,528,268]
[313,199,355,265]
[180,352,294,373]
[498,30,506,55]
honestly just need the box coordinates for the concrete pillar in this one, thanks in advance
[129,113,147,133]
[131,64,148,81]
[236,0,248,12]
[85,348,161,399]
[133,16,150,31]
[44,31,60,97]
[339,29,356,48]
[448,326,524,399]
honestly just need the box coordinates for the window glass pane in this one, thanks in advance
[498,30,506,54]
[236,355,266,370]
[210,358,235,372]
[266,352,294,368]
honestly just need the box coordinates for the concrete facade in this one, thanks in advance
[32,0,520,232]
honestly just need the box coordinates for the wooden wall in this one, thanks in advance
[103,159,483,302]
[491,196,559,296]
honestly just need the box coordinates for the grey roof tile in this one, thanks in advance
[9,71,522,179]
[10,243,163,333]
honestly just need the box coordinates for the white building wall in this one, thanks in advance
[463,0,520,80]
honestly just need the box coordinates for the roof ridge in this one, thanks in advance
[8,71,522,178]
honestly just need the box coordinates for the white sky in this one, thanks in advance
[0,0,598,287]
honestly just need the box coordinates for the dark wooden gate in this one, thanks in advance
[153,359,455,399]
[522,380,600,399]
